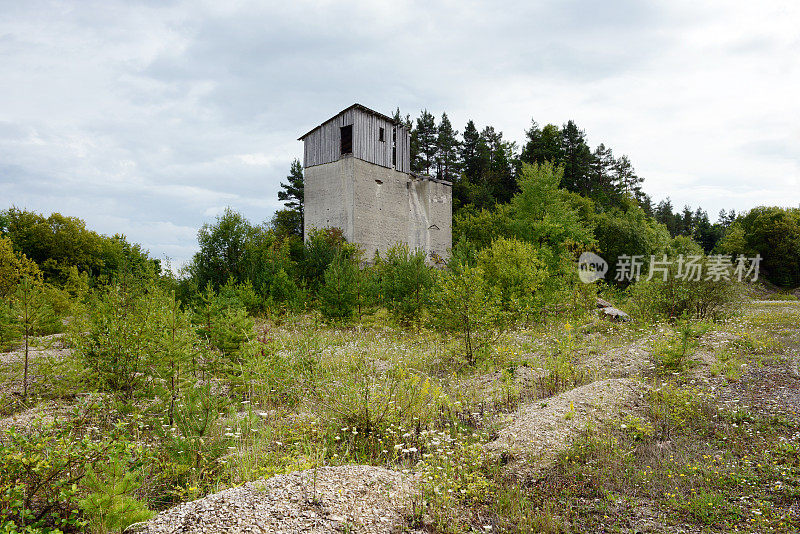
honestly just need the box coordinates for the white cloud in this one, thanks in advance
[1,0,798,268]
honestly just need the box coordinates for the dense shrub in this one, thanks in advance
[0,427,108,533]
[375,244,433,325]
[477,237,546,320]
[300,227,354,294]
[626,256,743,321]
[592,200,671,281]
[718,206,800,287]
[318,252,359,320]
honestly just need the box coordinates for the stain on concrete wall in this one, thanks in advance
[304,156,451,263]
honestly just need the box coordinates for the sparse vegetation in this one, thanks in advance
[1,183,798,533]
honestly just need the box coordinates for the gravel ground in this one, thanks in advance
[125,465,417,534]
[716,361,800,421]
[581,336,658,379]
[0,401,73,433]
[485,378,648,471]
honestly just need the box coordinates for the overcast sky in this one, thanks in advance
[1,0,798,268]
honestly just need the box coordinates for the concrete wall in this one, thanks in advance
[303,156,452,263]
[303,156,355,242]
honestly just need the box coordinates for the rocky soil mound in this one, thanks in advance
[125,465,416,534]
[485,378,648,471]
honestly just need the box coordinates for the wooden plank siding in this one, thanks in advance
[302,106,411,172]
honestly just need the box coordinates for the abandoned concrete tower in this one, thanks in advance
[299,104,452,262]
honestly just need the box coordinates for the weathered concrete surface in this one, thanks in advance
[304,156,451,263]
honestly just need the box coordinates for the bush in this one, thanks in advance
[81,282,210,398]
[592,201,671,282]
[0,427,106,533]
[216,278,260,315]
[718,206,800,287]
[429,263,504,365]
[265,267,302,311]
[319,355,443,453]
[79,455,153,533]
[626,256,743,322]
[0,300,17,350]
[476,237,546,320]
[376,244,433,325]
[80,282,161,397]
[192,283,253,367]
[301,228,357,294]
[318,252,359,321]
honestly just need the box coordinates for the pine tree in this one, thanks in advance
[12,277,52,400]
[461,120,481,182]
[413,110,437,175]
[613,154,645,204]
[655,198,678,236]
[480,126,518,204]
[435,113,461,182]
[520,120,543,165]
[589,143,617,206]
[278,159,304,235]
[682,206,695,236]
[561,120,593,195]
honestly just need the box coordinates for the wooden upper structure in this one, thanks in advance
[298,103,412,173]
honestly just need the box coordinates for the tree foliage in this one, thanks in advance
[477,237,546,319]
[319,251,359,320]
[277,158,304,236]
[376,244,433,325]
[718,206,800,287]
[1,208,158,284]
[429,264,503,365]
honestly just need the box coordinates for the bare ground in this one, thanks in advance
[125,465,417,534]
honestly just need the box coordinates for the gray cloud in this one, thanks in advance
[1,0,798,268]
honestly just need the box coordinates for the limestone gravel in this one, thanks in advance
[125,465,417,534]
[485,378,648,471]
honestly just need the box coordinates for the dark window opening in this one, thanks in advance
[340,125,352,155]
[392,127,397,167]
[379,127,385,142]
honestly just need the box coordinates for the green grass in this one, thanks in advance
[4,298,800,532]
